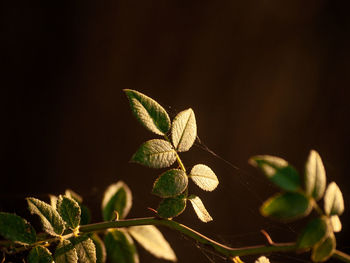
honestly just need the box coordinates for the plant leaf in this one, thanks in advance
[171,108,197,152]
[249,155,301,192]
[27,197,65,236]
[54,239,78,263]
[0,212,36,245]
[311,232,336,262]
[189,164,219,191]
[80,204,92,225]
[157,193,187,219]
[152,169,188,198]
[128,225,177,262]
[124,89,171,135]
[260,192,311,221]
[49,195,58,209]
[188,195,213,223]
[324,182,344,216]
[304,150,326,201]
[71,235,96,263]
[27,246,53,263]
[330,215,342,232]
[102,181,132,221]
[255,256,270,263]
[57,195,81,229]
[91,233,106,263]
[131,139,176,169]
[297,217,329,249]
[65,189,83,204]
[104,229,139,263]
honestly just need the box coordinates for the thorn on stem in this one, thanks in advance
[113,211,119,221]
[147,207,158,215]
[260,229,274,245]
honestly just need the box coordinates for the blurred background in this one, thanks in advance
[2,1,350,262]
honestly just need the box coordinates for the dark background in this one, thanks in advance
[1,1,350,262]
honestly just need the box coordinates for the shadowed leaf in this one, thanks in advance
[28,246,53,263]
[188,195,213,223]
[305,150,326,201]
[91,234,106,263]
[297,217,329,249]
[324,182,344,216]
[157,193,187,219]
[71,235,96,263]
[54,240,78,263]
[311,232,336,262]
[57,195,81,229]
[152,169,188,198]
[189,164,218,191]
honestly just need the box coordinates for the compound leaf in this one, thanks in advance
[104,229,139,263]
[188,195,213,223]
[28,246,53,263]
[171,108,197,152]
[297,217,329,249]
[131,139,176,169]
[152,169,188,198]
[128,225,176,262]
[330,215,342,233]
[71,235,96,263]
[57,195,81,229]
[0,212,36,245]
[249,155,300,192]
[260,192,311,221]
[54,239,78,263]
[311,232,336,262]
[305,150,326,201]
[102,181,132,221]
[189,164,218,191]
[157,193,187,219]
[91,234,106,263]
[124,89,171,135]
[324,182,344,216]
[27,197,65,236]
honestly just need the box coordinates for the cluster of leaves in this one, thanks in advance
[124,89,219,222]
[250,150,344,262]
[0,182,176,263]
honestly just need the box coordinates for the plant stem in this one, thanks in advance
[78,217,350,262]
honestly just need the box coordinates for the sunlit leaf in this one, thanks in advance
[54,239,78,263]
[260,192,311,221]
[102,181,132,221]
[27,246,53,263]
[324,182,344,216]
[305,150,326,201]
[129,225,177,262]
[311,232,336,262]
[65,189,83,204]
[157,193,187,219]
[0,212,36,245]
[171,108,197,152]
[255,256,270,263]
[71,235,96,263]
[330,215,342,233]
[27,197,65,236]
[124,89,171,135]
[297,217,329,249]
[104,229,139,263]
[57,195,81,229]
[152,169,188,198]
[189,164,218,191]
[131,139,176,168]
[49,195,58,210]
[91,233,106,263]
[188,195,213,223]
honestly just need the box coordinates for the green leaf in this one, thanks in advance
[91,234,106,263]
[188,195,213,223]
[71,235,96,263]
[249,155,301,192]
[0,212,36,244]
[102,181,132,221]
[128,225,177,262]
[65,189,83,204]
[57,195,81,229]
[152,169,188,198]
[104,229,139,263]
[324,182,344,216]
[171,108,197,152]
[54,239,78,263]
[27,246,53,263]
[260,192,311,221]
[80,204,92,225]
[26,197,65,236]
[189,164,219,191]
[157,192,187,219]
[305,150,326,201]
[330,215,342,232]
[255,256,270,263]
[131,139,176,169]
[297,217,329,249]
[311,232,336,262]
[124,89,171,135]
